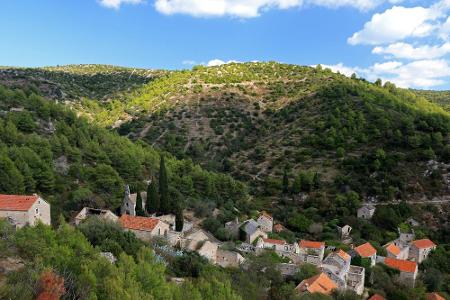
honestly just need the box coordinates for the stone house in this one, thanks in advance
[295,272,337,295]
[120,185,147,216]
[197,241,219,263]
[152,214,193,232]
[181,228,220,251]
[256,237,292,252]
[382,257,418,287]
[385,243,409,260]
[354,242,377,267]
[322,250,365,295]
[225,217,241,239]
[216,249,245,268]
[119,214,170,242]
[241,219,267,244]
[408,239,436,263]
[297,240,325,266]
[346,265,365,295]
[276,263,299,278]
[74,207,118,225]
[337,225,352,242]
[257,211,273,233]
[0,194,51,228]
[357,205,376,219]
[321,250,351,289]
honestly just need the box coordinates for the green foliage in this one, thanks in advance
[294,263,320,283]
[146,177,159,214]
[287,213,312,232]
[135,191,145,216]
[0,85,249,220]
[78,217,144,257]
[159,155,170,214]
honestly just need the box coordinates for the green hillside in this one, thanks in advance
[2,62,450,205]
[413,89,450,112]
[1,63,450,300]
[113,63,450,203]
[0,84,248,222]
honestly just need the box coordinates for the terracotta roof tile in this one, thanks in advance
[385,243,401,256]
[426,292,445,300]
[299,240,325,249]
[119,215,160,232]
[295,273,337,295]
[412,239,436,249]
[384,257,417,273]
[0,194,39,211]
[368,294,386,300]
[336,249,351,261]
[355,242,377,257]
[263,238,286,245]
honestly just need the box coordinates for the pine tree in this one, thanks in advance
[175,204,184,232]
[135,191,145,216]
[282,166,289,194]
[159,156,170,214]
[146,177,159,214]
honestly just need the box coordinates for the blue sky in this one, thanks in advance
[1,0,450,89]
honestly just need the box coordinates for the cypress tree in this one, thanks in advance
[146,177,159,214]
[282,166,289,194]
[175,204,184,232]
[159,156,170,214]
[135,191,145,216]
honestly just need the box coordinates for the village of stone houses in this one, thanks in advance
[0,183,444,300]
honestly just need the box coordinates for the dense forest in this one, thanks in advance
[0,85,249,222]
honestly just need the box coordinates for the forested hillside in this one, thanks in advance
[414,89,450,113]
[0,84,248,222]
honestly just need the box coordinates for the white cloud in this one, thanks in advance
[154,0,400,18]
[155,0,302,18]
[323,60,450,88]
[373,42,450,59]
[99,0,144,9]
[348,5,442,45]
[207,59,240,66]
[320,63,360,77]
[182,60,197,65]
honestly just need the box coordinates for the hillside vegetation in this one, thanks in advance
[2,63,450,205]
[0,84,248,222]
[414,89,450,112]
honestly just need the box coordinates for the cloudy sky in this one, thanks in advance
[1,0,450,89]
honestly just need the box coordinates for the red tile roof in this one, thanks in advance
[263,238,286,245]
[299,240,325,249]
[385,243,401,256]
[368,294,386,300]
[0,194,39,211]
[412,239,436,249]
[426,292,445,300]
[295,273,337,295]
[336,249,351,261]
[384,257,417,273]
[355,242,377,257]
[119,215,160,232]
